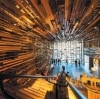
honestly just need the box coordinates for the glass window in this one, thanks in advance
[51,40,83,63]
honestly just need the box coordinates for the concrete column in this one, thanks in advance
[89,57,93,70]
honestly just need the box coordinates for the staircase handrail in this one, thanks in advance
[66,79,87,99]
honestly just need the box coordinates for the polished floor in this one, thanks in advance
[49,62,98,79]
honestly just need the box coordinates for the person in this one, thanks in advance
[75,59,77,67]
[78,60,80,67]
[66,58,68,64]
[54,59,55,64]
[51,58,53,64]
[62,65,65,72]
[55,59,57,63]
[59,59,61,64]
[58,59,60,64]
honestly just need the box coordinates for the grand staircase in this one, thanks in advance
[0,72,87,99]
[2,78,54,99]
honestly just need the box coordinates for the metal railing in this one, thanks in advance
[66,80,87,99]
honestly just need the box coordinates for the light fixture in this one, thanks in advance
[20,9,25,13]
[16,4,20,9]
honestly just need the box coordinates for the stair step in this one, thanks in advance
[28,87,45,95]
[6,86,33,99]
[3,78,54,99]
[23,88,45,98]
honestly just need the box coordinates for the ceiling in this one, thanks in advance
[0,0,100,41]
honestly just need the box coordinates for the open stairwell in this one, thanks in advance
[0,72,88,99]
[3,78,54,99]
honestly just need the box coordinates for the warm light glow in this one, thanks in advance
[16,4,20,9]
[20,9,25,13]
[94,58,98,64]
[74,22,79,29]
[21,16,33,24]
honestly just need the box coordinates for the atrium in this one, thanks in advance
[0,0,100,99]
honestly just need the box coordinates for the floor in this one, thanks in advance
[49,61,98,79]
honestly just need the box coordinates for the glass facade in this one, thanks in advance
[50,40,84,64]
